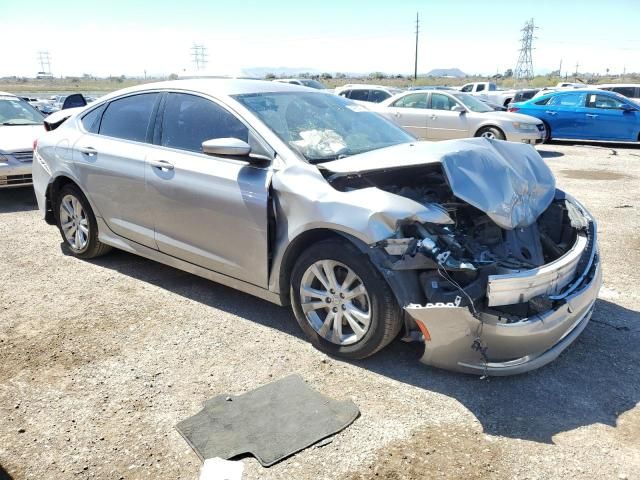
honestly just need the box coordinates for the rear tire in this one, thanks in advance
[290,239,402,360]
[476,126,506,141]
[55,184,112,259]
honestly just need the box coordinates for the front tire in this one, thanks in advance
[55,184,112,259]
[476,126,506,140]
[290,239,402,360]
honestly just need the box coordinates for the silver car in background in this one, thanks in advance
[372,90,545,143]
[0,92,45,188]
[32,80,600,375]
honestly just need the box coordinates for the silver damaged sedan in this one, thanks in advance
[32,80,601,375]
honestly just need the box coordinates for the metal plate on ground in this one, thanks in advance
[176,374,359,467]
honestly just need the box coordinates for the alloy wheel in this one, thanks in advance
[59,194,89,251]
[299,260,371,346]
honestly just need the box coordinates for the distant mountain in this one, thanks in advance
[241,67,321,78]
[425,68,466,78]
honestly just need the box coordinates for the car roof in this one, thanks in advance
[0,91,18,97]
[96,79,313,101]
[597,83,640,88]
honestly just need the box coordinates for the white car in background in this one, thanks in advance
[596,84,640,103]
[372,90,545,143]
[0,92,45,188]
[335,84,403,104]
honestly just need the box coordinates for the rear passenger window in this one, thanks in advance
[348,90,370,101]
[369,90,390,103]
[81,104,106,134]
[161,93,248,153]
[99,93,159,142]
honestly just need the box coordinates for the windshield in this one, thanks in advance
[451,93,493,113]
[0,96,45,125]
[299,79,326,89]
[234,92,414,163]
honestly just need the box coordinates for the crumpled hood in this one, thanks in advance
[0,124,45,152]
[321,138,556,230]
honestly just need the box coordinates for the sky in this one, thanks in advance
[1,0,639,78]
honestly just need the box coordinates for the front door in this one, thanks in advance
[426,93,469,140]
[146,92,271,287]
[581,93,636,141]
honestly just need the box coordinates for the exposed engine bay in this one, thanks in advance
[326,163,592,322]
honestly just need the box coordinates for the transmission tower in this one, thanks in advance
[37,51,52,74]
[191,44,208,71]
[514,18,536,80]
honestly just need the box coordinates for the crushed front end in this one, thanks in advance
[325,139,602,375]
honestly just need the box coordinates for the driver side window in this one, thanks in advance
[161,93,248,153]
[586,94,626,110]
[429,93,459,111]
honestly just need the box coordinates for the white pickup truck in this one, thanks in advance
[459,82,518,107]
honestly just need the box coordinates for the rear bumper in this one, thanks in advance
[405,225,601,376]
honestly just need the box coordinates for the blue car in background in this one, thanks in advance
[509,90,639,142]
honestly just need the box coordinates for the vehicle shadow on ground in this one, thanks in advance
[361,298,639,444]
[83,249,639,445]
[0,187,37,213]
[537,149,564,159]
[548,139,640,150]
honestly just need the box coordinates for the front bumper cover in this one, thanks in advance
[405,224,601,376]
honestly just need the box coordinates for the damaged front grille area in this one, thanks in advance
[375,195,592,324]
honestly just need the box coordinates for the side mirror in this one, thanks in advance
[202,137,251,157]
[620,103,636,112]
[451,105,466,113]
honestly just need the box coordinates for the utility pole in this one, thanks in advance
[414,12,419,81]
[574,61,579,80]
[514,18,536,81]
[558,59,562,77]
[191,44,208,71]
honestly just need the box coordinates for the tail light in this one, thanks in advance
[33,139,38,151]
[508,107,520,113]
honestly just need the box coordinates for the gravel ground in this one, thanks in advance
[0,141,639,480]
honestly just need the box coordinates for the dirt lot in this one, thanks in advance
[1,141,639,480]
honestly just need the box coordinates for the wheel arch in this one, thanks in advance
[277,228,367,305]
[45,175,99,225]
[474,124,505,138]
[276,228,422,323]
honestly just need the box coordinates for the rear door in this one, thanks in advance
[383,93,429,139]
[425,93,469,140]
[73,92,161,248]
[582,93,636,141]
[542,92,586,138]
[146,92,272,287]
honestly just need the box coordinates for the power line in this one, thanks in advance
[514,18,536,80]
[414,12,419,80]
[191,44,208,71]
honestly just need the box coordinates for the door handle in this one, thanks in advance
[394,112,401,118]
[544,111,557,116]
[586,114,598,118]
[78,146,97,155]
[148,159,174,170]
[430,115,437,120]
